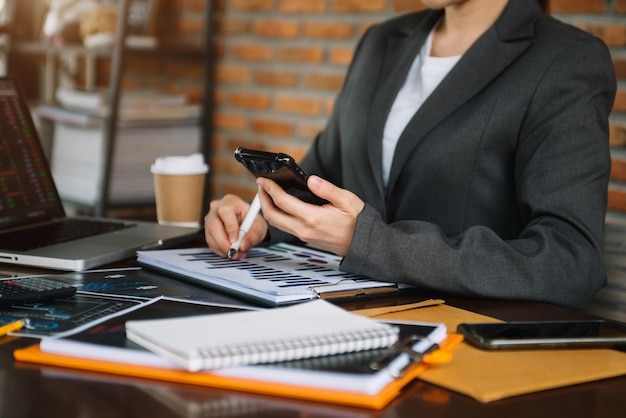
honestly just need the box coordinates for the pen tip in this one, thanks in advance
[227,248,236,259]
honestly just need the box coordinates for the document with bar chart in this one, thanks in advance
[136,243,405,306]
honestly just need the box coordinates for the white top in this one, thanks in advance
[381,29,462,188]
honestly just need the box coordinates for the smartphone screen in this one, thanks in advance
[457,320,626,350]
[234,147,328,205]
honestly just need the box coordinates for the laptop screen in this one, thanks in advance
[0,78,65,230]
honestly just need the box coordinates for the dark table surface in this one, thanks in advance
[1,260,625,418]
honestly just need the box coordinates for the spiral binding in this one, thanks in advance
[195,325,399,370]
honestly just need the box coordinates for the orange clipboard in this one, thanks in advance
[14,334,463,410]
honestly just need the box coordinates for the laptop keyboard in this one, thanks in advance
[0,218,136,251]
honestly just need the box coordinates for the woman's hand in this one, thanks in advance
[257,175,365,256]
[204,194,267,259]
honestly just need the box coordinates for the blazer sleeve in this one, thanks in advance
[340,35,616,310]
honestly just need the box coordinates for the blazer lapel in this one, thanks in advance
[386,0,540,195]
[366,11,443,200]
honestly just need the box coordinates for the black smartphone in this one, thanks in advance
[234,147,328,205]
[457,320,626,350]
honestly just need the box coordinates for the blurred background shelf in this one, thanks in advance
[4,0,214,218]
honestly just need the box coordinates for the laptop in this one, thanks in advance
[0,77,200,271]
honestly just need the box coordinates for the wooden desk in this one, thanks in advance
[1,264,625,417]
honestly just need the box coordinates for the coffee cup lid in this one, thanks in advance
[151,153,209,175]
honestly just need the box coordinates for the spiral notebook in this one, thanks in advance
[125,299,399,371]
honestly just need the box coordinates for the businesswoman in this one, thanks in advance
[205,0,616,309]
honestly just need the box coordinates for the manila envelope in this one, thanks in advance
[355,302,626,403]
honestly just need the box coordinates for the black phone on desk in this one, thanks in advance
[234,147,328,205]
[457,320,626,350]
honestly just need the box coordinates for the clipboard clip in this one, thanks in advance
[369,335,451,377]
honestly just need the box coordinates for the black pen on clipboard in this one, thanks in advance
[228,194,261,259]
[369,335,451,376]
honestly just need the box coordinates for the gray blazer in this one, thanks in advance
[291,0,616,308]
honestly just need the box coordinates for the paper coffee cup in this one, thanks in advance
[151,153,209,228]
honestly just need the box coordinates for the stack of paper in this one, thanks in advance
[14,298,454,410]
[137,243,409,306]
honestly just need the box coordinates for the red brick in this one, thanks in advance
[332,0,386,13]
[254,20,300,38]
[608,188,626,213]
[277,46,325,63]
[393,0,428,13]
[230,0,274,11]
[329,46,354,65]
[214,112,247,131]
[215,18,249,35]
[305,72,346,91]
[279,0,327,13]
[550,0,605,13]
[255,69,299,87]
[215,64,251,84]
[611,157,626,182]
[275,95,323,116]
[610,122,626,147]
[304,22,355,39]
[250,118,295,137]
[227,92,271,110]
[232,43,274,61]
[325,97,337,115]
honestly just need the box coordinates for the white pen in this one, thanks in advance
[228,194,261,259]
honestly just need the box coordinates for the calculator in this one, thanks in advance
[0,277,77,307]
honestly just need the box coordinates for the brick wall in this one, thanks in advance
[164,0,626,212]
[207,0,424,201]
